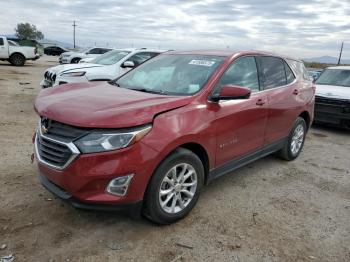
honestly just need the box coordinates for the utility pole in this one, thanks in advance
[72,21,77,49]
[337,42,344,65]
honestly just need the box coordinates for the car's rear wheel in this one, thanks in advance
[9,53,25,66]
[143,148,204,224]
[278,117,306,161]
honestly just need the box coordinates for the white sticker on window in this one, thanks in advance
[189,60,215,67]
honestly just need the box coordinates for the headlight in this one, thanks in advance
[74,125,152,153]
[60,71,86,77]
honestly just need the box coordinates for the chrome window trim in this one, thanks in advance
[35,121,80,170]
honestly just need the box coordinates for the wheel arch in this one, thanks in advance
[299,111,311,131]
[10,52,26,59]
[142,140,211,200]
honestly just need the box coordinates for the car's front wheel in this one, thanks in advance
[278,117,307,161]
[71,57,81,63]
[143,148,204,224]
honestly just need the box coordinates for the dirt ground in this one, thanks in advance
[0,56,349,262]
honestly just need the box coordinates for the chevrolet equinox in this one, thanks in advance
[34,50,315,224]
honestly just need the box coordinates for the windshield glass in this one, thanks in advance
[316,69,350,87]
[91,50,130,65]
[115,54,224,95]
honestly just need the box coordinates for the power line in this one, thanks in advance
[72,21,77,49]
[337,42,344,65]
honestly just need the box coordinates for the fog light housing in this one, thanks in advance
[106,174,134,196]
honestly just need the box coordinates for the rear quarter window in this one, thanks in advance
[0,38,4,45]
[284,61,296,84]
[286,59,309,80]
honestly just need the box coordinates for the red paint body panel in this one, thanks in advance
[34,50,315,208]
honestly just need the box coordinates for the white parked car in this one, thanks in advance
[314,66,350,128]
[59,47,113,64]
[0,36,38,66]
[79,57,95,63]
[41,48,164,88]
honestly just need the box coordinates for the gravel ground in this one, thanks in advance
[0,56,349,262]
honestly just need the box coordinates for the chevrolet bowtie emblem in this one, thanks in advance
[41,118,50,134]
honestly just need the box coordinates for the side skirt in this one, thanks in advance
[207,138,287,183]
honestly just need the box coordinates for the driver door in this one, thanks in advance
[213,56,268,167]
[0,38,8,58]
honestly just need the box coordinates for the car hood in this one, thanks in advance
[61,51,73,56]
[47,63,103,75]
[34,82,193,128]
[316,84,350,100]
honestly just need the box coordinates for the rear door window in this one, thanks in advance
[217,56,260,91]
[0,38,4,46]
[257,56,286,89]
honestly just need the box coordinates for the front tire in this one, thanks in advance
[9,53,25,66]
[71,57,81,63]
[278,117,306,161]
[143,148,204,224]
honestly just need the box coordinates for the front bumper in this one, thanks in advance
[39,172,142,215]
[34,132,160,209]
[40,79,53,88]
[59,57,70,64]
[315,96,350,127]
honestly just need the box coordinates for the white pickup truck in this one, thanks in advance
[0,36,38,66]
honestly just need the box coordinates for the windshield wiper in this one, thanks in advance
[129,88,165,94]
[109,80,120,87]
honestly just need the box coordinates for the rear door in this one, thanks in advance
[214,56,268,167]
[256,56,300,144]
[0,37,8,58]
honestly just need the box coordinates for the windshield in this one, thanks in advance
[91,50,130,65]
[79,47,90,53]
[316,69,350,87]
[8,40,19,46]
[115,54,224,95]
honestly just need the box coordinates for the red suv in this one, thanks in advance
[34,50,315,224]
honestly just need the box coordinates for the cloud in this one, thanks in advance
[0,0,349,59]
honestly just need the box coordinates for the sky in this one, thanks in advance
[0,0,349,59]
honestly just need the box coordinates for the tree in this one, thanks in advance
[14,23,44,40]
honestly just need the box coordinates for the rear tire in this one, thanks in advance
[9,53,25,66]
[277,117,306,161]
[143,148,204,224]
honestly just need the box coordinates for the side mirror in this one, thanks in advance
[211,85,251,102]
[121,61,135,68]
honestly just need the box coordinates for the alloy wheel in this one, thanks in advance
[158,163,198,214]
[291,124,304,155]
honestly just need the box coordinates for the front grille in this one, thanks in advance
[44,71,56,82]
[36,135,73,168]
[315,96,350,106]
[36,119,84,169]
[43,120,89,142]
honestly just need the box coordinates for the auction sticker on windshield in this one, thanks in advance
[189,60,216,67]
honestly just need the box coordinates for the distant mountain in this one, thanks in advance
[303,56,350,65]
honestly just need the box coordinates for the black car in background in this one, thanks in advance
[44,46,68,56]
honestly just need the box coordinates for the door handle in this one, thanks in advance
[293,89,299,95]
[256,99,266,106]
